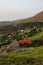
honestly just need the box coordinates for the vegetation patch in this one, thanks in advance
[0,46,43,65]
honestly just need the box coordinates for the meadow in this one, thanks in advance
[0,46,43,65]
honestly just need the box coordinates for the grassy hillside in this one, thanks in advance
[0,27,43,47]
[30,31,43,40]
[0,46,43,65]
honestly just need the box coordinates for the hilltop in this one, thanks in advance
[13,11,43,25]
[0,11,43,33]
[12,11,43,30]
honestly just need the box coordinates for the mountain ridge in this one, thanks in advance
[0,11,43,26]
[12,11,43,25]
[0,11,43,33]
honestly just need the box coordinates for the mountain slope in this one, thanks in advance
[13,11,43,25]
[26,11,43,22]
[0,11,43,33]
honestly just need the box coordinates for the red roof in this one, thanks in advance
[19,40,31,45]
[26,40,31,44]
[19,40,26,44]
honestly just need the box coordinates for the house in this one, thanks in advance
[6,40,19,50]
[19,39,31,47]
[6,39,32,52]
[10,40,19,50]
[25,40,31,47]
[6,40,19,52]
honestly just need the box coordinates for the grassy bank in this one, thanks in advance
[0,46,43,65]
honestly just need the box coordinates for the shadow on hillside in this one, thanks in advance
[32,39,43,47]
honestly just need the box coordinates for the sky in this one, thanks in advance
[0,0,43,21]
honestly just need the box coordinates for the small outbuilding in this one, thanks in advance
[19,39,31,47]
[10,40,19,50]
[6,40,19,52]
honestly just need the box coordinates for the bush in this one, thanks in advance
[32,39,43,47]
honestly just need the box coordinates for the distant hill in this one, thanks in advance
[0,11,43,33]
[0,21,12,26]
[11,11,43,29]
[13,11,43,25]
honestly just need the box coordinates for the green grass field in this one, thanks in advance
[0,46,43,65]
[30,31,43,40]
